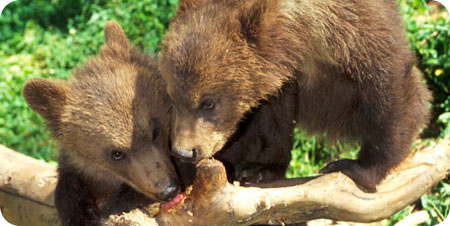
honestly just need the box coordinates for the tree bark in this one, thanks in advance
[0,139,449,226]
[0,145,59,226]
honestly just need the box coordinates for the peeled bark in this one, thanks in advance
[0,139,449,226]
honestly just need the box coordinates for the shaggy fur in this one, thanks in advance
[215,82,297,183]
[23,22,179,225]
[160,0,431,190]
[174,81,297,184]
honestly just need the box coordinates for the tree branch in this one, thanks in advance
[155,139,450,225]
[0,145,59,226]
[0,139,449,225]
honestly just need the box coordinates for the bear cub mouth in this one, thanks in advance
[161,193,185,210]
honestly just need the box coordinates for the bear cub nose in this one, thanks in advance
[171,148,197,162]
[157,181,180,202]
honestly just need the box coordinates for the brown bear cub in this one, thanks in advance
[160,0,431,191]
[23,22,181,225]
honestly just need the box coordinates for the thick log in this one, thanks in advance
[0,140,449,225]
[0,145,59,226]
[0,191,59,226]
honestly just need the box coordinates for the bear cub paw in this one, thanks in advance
[320,159,379,193]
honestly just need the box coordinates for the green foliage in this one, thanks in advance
[0,0,448,225]
[387,180,450,225]
[438,112,450,137]
[420,181,450,224]
[0,54,58,162]
[386,2,450,224]
[387,206,415,226]
[399,0,450,137]
[286,129,358,178]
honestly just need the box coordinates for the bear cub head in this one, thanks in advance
[23,21,180,202]
[160,0,290,162]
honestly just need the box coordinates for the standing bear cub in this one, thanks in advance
[23,22,180,225]
[160,0,431,191]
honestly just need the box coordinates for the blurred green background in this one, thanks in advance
[0,0,448,225]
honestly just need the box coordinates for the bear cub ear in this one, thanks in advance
[104,21,131,49]
[177,0,213,15]
[239,0,275,46]
[23,78,69,122]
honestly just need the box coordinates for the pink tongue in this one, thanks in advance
[162,193,185,211]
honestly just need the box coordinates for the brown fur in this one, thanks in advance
[23,22,179,225]
[160,0,431,190]
[215,81,297,183]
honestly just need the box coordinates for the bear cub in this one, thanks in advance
[160,0,431,191]
[23,22,180,225]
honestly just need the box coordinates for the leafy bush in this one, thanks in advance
[399,0,450,138]
[0,54,58,162]
[286,129,358,178]
[420,182,450,225]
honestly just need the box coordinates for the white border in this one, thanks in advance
[0,208,15,226]
[0,0,15,16]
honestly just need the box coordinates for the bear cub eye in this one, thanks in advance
[111,150,126,161]
[199,99,215,111]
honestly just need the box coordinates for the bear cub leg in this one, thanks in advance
[320,134,409,193]
[55,167,101,226]
[321,71,430,192]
